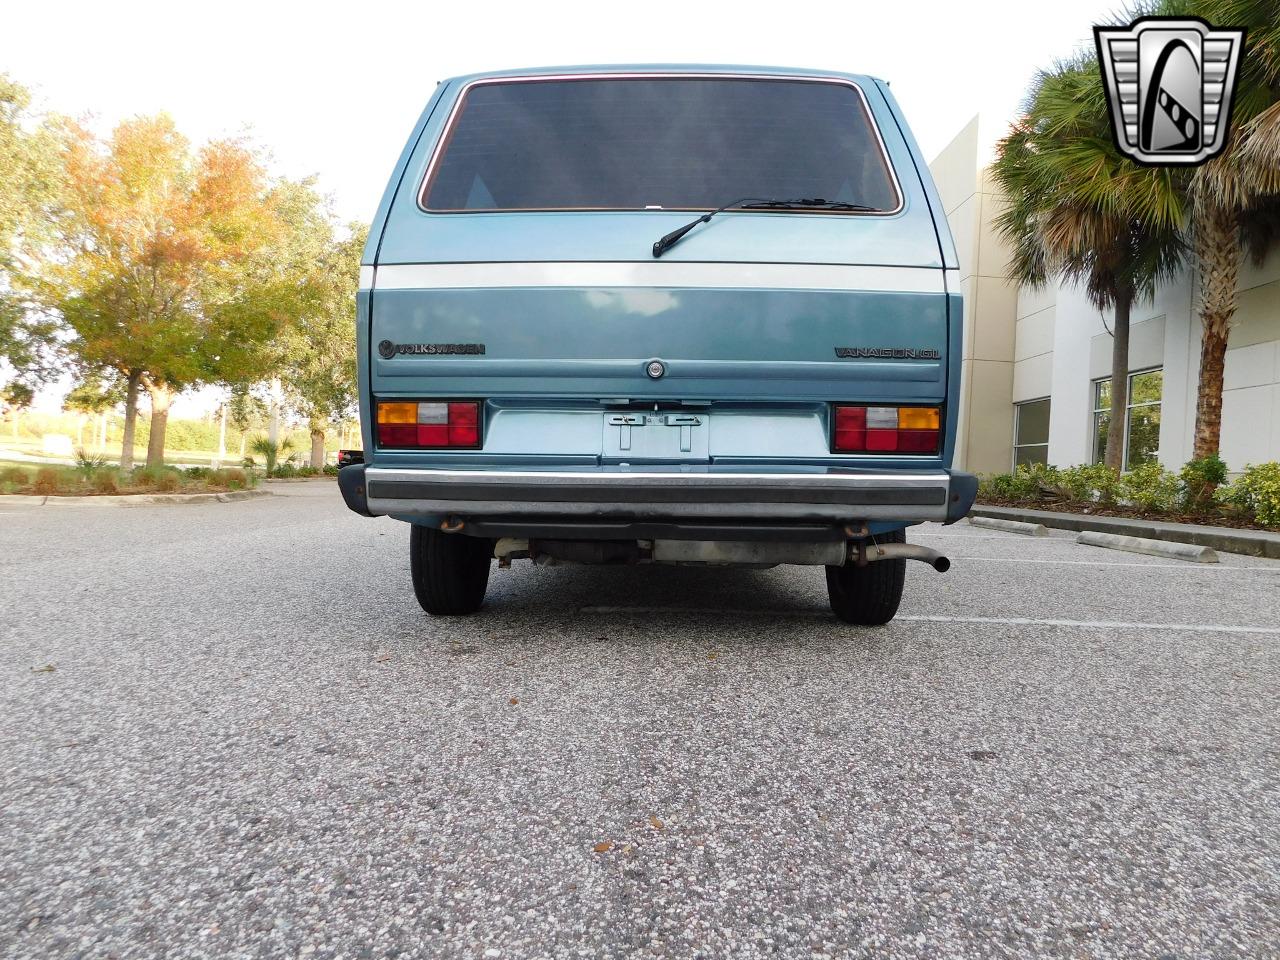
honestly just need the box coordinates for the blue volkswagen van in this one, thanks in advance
[340,66,976,625]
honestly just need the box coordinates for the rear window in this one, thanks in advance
[421,77,900,213]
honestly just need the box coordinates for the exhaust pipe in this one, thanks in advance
[854,542,950,573]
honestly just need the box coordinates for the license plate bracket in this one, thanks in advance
[604,412,709,461]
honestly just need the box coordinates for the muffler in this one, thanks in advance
[853,541,950,572]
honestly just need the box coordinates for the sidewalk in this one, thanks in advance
[971,505,1280,559]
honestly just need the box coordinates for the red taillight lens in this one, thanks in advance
[832,405,940,454]
[377,400,481,448]
[834,405,867,452]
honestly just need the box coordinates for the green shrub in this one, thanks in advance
[1052,463,1119,504]
[73,448,110,477]
[250,435,293,474]
[91,470,121,495]
[32,466,65,495]
[1179,455,1228,511]
[211,467,250,490]
[1050,465,1090,503]
[323,464,339,477]
[978,473,1005,499]
[1118,461,1180,512]
[1218,462,1280,528]
[1087,463,1120,504]
[981,464,1061,502]
[138,466,183,493]
[0,464,31,493]
[1017,463,1059,500]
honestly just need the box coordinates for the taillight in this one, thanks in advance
[832,405,940,454]
[377,401,481,448]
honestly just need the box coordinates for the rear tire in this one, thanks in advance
[826,529,907,625]
[409,525,492,616]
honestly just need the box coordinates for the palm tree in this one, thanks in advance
[250,434,293,475]
[992,56,1185,470]
[1179,0,1280,459]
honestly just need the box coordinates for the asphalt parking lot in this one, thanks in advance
[2,481,1278,960]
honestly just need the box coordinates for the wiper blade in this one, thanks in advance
[651,198,877,258]
[741,199,878,212]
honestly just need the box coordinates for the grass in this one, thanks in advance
[0,463,257,497]
[0,442,252,467]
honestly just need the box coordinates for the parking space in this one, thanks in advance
[2,483,1277,959]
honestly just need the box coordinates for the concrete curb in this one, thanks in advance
[0,489,272,507]
[972,505,1280,560]
[968,516,1048,536]
[1077,530,1218,563]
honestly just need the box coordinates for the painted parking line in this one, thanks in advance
[945,555,1280,572]
[895,615,1280,635]
[577,606,1280,634]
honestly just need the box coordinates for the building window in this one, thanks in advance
[1092,369,1162,469]
[1013,398,1051,467]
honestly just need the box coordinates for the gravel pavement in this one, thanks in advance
[2,482,1278,959]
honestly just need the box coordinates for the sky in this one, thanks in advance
[2,0,1119,413]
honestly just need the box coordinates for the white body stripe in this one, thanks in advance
[358,265,374,290]
[372,262,944,294]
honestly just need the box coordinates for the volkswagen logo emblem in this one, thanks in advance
[646,360,666,379]
[378,339,395,359]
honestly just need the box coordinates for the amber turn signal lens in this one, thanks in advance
[376,402,418,424]
[898,407,941,430]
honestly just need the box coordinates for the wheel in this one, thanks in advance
[409,525,493,615]
[825,529,907,625]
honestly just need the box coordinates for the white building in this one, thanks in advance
[931,115,1280,476]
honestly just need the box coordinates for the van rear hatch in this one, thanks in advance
[367,72,954,438]
[371,264,945,403]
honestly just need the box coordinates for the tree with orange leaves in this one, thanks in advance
[41,114,320,468]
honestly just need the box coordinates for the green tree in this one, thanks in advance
[43,115,316,468]
[1,381,34,442]
[0,74,63,387]
[64,372,123,452]
[992,55,1185,470]
[280,223,367,467]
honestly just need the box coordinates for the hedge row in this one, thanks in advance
[979,458,1280,529]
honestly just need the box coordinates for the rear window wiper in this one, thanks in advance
[651,198,878,258]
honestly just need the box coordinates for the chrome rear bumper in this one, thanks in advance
[341,465,977,526]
